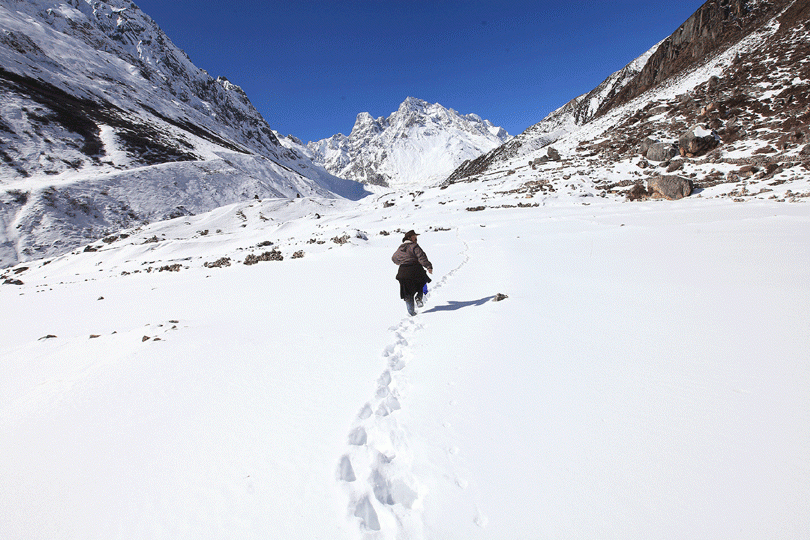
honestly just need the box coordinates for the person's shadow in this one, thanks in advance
[422,296,494,313]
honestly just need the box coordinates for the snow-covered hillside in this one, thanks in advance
[0,0,367,268]
[2,171,808,539]
[306,97,510,188]
[507,39,664,154]
[447,0,810,203]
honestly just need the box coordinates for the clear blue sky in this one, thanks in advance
[134,0,705,143]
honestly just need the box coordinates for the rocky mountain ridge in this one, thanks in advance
[445,0,809,205]
[1,0,282,173]
[306,97,511,188]
[595,0,793,117]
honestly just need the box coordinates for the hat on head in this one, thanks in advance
[403,230,418,242]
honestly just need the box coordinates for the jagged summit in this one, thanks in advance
[398,96,429,113]
[307,97,511,187]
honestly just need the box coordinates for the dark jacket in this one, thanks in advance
[392,240,432,299]
[392,241,432,270]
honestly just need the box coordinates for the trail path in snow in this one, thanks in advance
[338,229,471,537]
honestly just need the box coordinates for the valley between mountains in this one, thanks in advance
[1,1,809,539]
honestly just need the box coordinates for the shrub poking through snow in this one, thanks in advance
[204,257,231,268]
[627,183,650,201]
[244,250,283,265]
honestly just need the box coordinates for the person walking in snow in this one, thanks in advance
[392,230,433,316]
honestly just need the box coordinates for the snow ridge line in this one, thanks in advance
[337,229,470,537]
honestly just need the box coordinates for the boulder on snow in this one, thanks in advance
[627,183,649,201]
[679,125,719,157]
[639,137,658,156]
[530,147,561,168]
[648,175,694,200]
[646,142,678,162]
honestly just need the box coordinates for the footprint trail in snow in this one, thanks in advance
[338,230,471,538]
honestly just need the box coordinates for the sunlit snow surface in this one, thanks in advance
[2,174,808,539]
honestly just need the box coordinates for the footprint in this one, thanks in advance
[372,470,420,509]
[358,404,373,420]
[390,478,419,509]
[389,357,406,371]
[348,427,367,446]
[375,403,391,417]
[339,455,356,482]
[372,470,395,505]
[353,495,381,531]
[378,370,392,386]
[385,395,401,412]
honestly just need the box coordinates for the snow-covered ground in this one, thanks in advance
[1,176,808,539]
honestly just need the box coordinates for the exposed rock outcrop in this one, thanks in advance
[648,175,694,200]
[596,0,792,117]
[679,125,720,157]
[647,142,678,162]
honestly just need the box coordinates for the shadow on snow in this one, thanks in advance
[423,296,494,313]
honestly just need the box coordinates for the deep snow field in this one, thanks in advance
[1,175,809,540]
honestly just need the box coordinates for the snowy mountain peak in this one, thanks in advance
[308,97,511,187]
[0,0,367,268]
[397,96,429,114]
[352,111,388,136]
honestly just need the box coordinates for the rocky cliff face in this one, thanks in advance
[595,0,793,117]
[307,97,511,188]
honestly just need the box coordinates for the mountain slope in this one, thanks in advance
[0,0,366,267]
[307,97,510,188]
[594,0,793,116]
[445,0,809,202]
